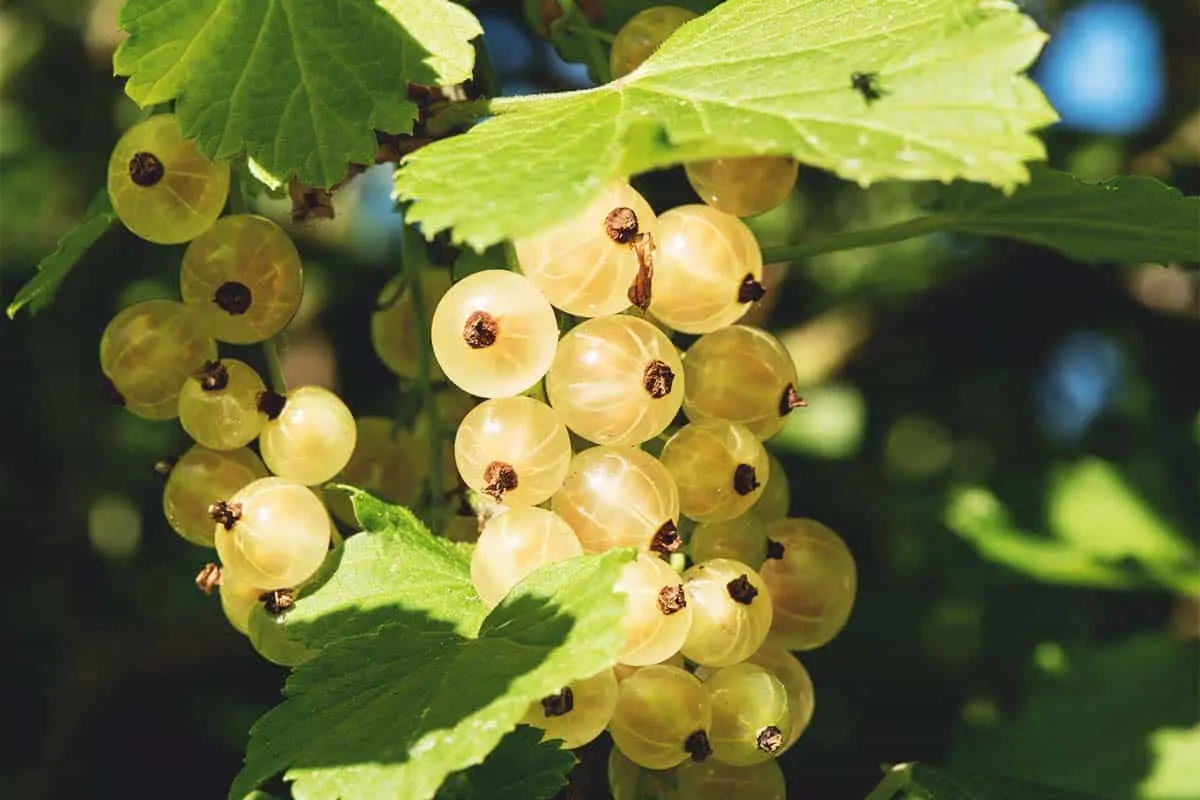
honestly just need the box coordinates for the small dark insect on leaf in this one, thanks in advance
[851,71,885,103]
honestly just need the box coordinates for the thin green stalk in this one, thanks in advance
[401,228,444,521]
[262,336,288,394]
[228,162,250,214]
[424,99,493,137]
[559,0,612,84]
[863,763,914,800]
[760,214,950,263]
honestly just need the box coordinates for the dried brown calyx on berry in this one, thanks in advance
[482,460,518,501]
[463,310,499,349]
[642,360,675,398]
[737,274,766,303]
[540,687,574,717]
[779,383,806,414]
[650,521,681,555]
[208,500,242,531]
[733,464,759,495]
[213,282,252,315]
[726,573,759,604]
[657,584,687,615]
[256,390,287,420]
[128,152,165,187]
[194,562,222,594]
[262,588,295,615]
[196,360,230,391]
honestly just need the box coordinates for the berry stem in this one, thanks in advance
[864,763,916,800]
[228,165,250,215]
[558,0,612,83]
[401,225,445,524]
[760,214,947,263]
[262,337,288,394]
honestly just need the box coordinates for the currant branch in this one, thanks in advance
[400,222,445,528]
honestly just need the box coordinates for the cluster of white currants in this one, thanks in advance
[100,113,357,665]
[409,14,858,797]
[94,8,859,796]
[425,170,856,794]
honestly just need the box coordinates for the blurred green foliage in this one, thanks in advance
[1,1,1197,799]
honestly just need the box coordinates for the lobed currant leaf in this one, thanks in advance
[283,487,486,646]
[230,545,634,800]
[434,725,575,800]
[398,0,1057,250]
[6,191,118,319]
[938,166,1200,264]
[114,0,481,188]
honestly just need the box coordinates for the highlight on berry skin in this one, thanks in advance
[551,445,681,554]
[545,315,684,446]
[213,476,332,591]
[258,386,357,487]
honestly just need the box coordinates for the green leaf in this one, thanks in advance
[398,0,1056,249]
[435,725,574,800]
[949,635,1200,799]
[939,166,1200,264]
[1046,459,1196,570]
[1138,724,1200,800]
[523,0,718,37]
[945,473,1200,594]
[285,488,486,646]
[230,548,634,800]
[114,0,482,188]
[898,763,1110,799]
[945,486,1143,590]
[6,191,117,319]
[451,242,511,281]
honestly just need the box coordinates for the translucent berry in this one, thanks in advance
[685,156,799,218]
[180,214,304,344]
[551,446,680,554]
[760,518,856,650]
[430,269,558,398]
[545,315,684,446]
[515,180,659,317]
[659,420,769,523]
[454,397,572,507]
[106,114,229,244]
[649,205,764,334]
[681,558,773,667]
[100,299,217,420]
